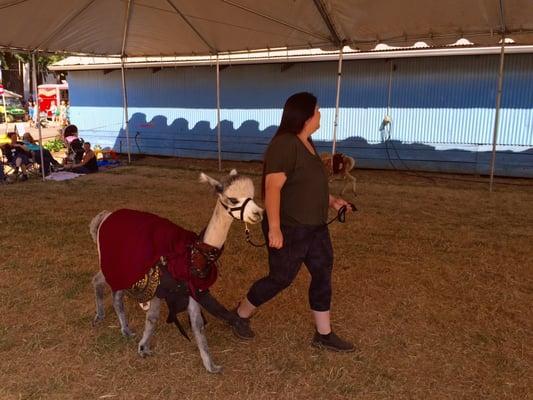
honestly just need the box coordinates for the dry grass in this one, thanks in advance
[0,157,532,400]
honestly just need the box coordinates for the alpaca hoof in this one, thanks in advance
[92,314,105,326]
[121,327,136,338]
[138,344,152,357]
[207,364,223,374]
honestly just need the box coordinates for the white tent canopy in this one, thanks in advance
[1,0,533,56]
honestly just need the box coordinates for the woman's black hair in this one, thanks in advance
[274,92,317,137]
[261,92,318,199]
[63,124,78,138]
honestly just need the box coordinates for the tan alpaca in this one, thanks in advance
[320,152,357,196]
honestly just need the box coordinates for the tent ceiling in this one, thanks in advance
[0,0,532,56]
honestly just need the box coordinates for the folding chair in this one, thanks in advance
[0,145,39,180]
[0,160,5,184]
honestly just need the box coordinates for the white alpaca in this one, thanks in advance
[90,170,263,373]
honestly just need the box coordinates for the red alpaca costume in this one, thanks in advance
[98,209,218,296]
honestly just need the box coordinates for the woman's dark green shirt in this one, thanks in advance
[264,133,329,226]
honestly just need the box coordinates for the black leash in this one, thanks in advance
[245,202,357,248]
[328,202,357,224]
[244,227,268,248]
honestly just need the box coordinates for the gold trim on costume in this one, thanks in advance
[125,258,165,303]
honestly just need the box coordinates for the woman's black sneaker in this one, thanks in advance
[311,331,355,352]
[230,308,255,340]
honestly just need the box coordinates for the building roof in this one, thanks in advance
[50,43,533,71]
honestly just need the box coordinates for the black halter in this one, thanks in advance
[219,197,252,221]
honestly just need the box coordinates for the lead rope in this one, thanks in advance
[245,203,357,248]
[245,222,267,247]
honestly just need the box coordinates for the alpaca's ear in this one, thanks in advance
[199,172,223,193]
[229,169,238,176]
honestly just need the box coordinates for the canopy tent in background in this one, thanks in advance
[1,0,532,187]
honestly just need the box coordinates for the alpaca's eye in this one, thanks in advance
[228,197,239,205]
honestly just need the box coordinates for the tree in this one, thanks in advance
[0,51,66,93]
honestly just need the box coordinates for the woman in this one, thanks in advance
[50,101,57,124]
[62,124,84,164]
[22,133,62,175]
[65,141,98,174]
[28,101,35,127]
[59,100,68,127]
[233,92,355,352]
[1,132,31,181]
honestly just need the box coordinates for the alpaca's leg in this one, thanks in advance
[347,157,357,196]
[188,296,222,373]
[340,175,348,196]
[138,297,161,357]
[92,271,106,325]
[341,173,357,197]
[112,290,135,337]
[345,172,357,196]
[350,174,357,195]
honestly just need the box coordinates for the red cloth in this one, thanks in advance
[99,209,217,294]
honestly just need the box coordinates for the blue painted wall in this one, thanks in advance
[68,53,533,177]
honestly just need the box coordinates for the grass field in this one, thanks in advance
[0,157,531,399]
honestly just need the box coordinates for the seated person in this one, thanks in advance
[22,133,62,175]
[0,132,31,181]
[64,142,98,174]
[63,124,84,164]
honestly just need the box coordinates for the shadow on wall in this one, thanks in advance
[79,112,533,178]
[109,112,277,157]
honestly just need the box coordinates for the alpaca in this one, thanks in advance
[90,169,263,373]
[320,152,357,196]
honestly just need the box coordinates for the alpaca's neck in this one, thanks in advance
[202,202,233,249]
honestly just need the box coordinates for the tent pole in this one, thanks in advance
[31,52,46,181]
[489,37,506,192]
[0,64,6,133]
[1,92,7,134]
[331,46,343,155]
[120,57,131,164]
[120,0,132,164]
[216,54,222,171]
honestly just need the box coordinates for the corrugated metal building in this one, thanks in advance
[65,51,533,177]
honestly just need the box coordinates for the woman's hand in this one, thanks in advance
[264,172,286,249]
[268,226,284,249]
[329,195,350,211]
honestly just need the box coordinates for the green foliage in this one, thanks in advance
[0,51,66,83]
[43,138,65,152]
[1,51,65,70]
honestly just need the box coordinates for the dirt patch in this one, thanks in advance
[0,157,531,399]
